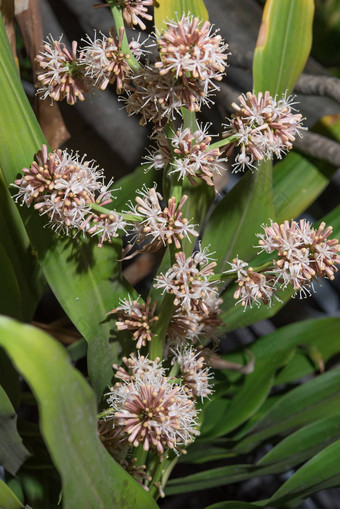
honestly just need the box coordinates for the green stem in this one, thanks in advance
[134,444,148,467]
[148,455,178,499]
[90,202,141,222]
[108,1,140,71]
[149,292,175,360]
[209,135,239,150]
[97,408,112,419]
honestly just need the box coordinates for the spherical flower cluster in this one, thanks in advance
[36,29,147,102]
[222,92,305,172]
[125,64,209,127]
[155,14,229,91]
[228,220,340,309]
[125,15,229,128]
[154,246,218,313]
[106,354,199,454]
[257,219,340,294]
[167,292,223,349]
[36,35,87,104]
[13,145,127,244]
[226,257,277,310]
[127,185,198,254]
[82,28,134,93]
[109,295,159,349]
[173,347,213,401]
[144,125,226,186]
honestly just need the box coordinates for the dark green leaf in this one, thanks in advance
[0,480,24,509]
[202,160,274,272]
[269,439,340,505]
[0,385,30,475]
[0,316,157,509]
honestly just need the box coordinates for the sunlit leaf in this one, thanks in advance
[253,0,314,95]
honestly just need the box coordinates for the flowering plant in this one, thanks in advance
[1,0,340,508]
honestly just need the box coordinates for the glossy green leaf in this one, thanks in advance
[235,369,340,454]
[319,203,340,237]
[269,439,340,505]
[273,152,334,223]
[253,0,314,95]
[206,318,340,437]
[167,414,340,495]
[219,285,291,332]
[202,366,276,438]
[205,503,265,509]
[154,0,209,32]
[273,114,340,222]
[0,480,24,509]
[0,15,133,400]
[0,316,157,509]
[0,385,30,475]
[257,414,340,472]
[0,171,44,320]
[202,160,274,272]
[107,166,161,213]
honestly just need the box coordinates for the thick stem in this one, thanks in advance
[108,1,140,70]
[148,455,178,499]
[90,202,140,221]
[149,292,175,360]
[209,134,239,150]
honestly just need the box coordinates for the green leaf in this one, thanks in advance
[202,366,276,438]
[154,0,209,32]
[269,439,340,505]
[273,115,340,223]
[0,480,24,509]
[0,316,157,509]
[257,414,340,473]
[273,151,334,223]
[108,166,161,213]
[202,160,274,272]
[253,0,314,95]
[0,171,44,320]
[206,503,265,509]
[0,385,30,475]
[219,285,291,332]
[0,15,133,400]
[235,368,340,454]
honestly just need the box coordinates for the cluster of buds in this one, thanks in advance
[105,354,200,455]
[145,125,226,186]
[120,0,154,31]
[222,92,305,172]
[172,347,213,401]
[36,36,87,105]
[227,257,277,310]
[125,14,229,128]
[94,0,154,31]
[126,185,198,255]
[228,220,340,309]
[36,28,146,103]
[154,246,224,347]
[13,145,127,244]
[109,296,159,349]
[154,246,218,312]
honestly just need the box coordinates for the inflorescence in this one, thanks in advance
[227,220,340,309]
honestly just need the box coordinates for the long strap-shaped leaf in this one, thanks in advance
[253,0,314,96]
[0,317,157,509]
[0,14,133,400]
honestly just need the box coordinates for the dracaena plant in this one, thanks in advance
[1,0,340,508]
